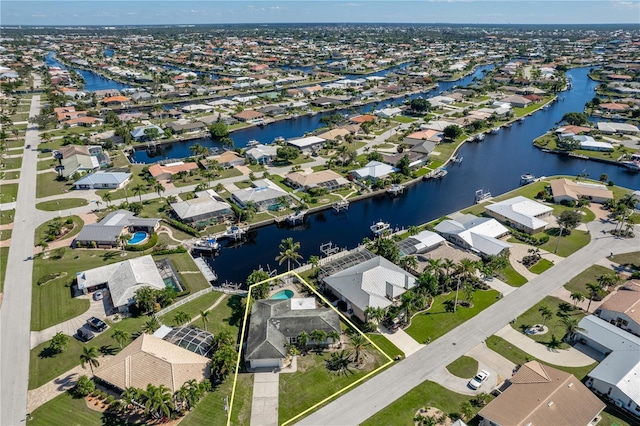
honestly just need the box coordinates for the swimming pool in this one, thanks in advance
[128,231,148,245]
[270,289,294,300]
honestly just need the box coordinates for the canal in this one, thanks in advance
[45,52,131,92]
[205,66,639,285]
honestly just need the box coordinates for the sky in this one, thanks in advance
[2,0,640,26]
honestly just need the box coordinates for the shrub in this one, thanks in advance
[510,229,549,246]
[65,217,73,224]
[162,218,199,237]
[38,273,60,285]
[152,246,187,255]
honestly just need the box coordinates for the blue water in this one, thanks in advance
[203,66,639,286]
[45,52,130,92]
[270,289,294,300]
[128,231,148,245]
[104,49,114,58]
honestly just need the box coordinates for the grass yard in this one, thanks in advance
[37,158,58,171]
[153,252,212,294]
[158,291,223,327]
[538,229,590,258]
[35,172,76,198]
[405,289,501,343]
[446,355,479,379]
[361,380,482,426]
[0,229,11,241]
[564,265,615,296]
[367,333,404,360]
[0,209,15,225]
[34,215,84,243]
[392,115,416,123]
[486,335,597,380]
[36,198,89,211]
[497,263,528,287]
[1,156,23,170]
[528,258,554,274]
[27,391,130,426]
[0,183,18,202]
[511,296,585,348]
[610,252,640,271]
[0,247,8,292]
[2,170,20,180]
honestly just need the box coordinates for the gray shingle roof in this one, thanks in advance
[76,210,159,244]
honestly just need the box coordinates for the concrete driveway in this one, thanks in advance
[377,326,424,358]
[250,371,280,426]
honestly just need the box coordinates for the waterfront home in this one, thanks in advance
[570,135,614,152]
[349,114,377,124]
[245,298,340,369]
[75,209,160,248]
[403,129,442,145]
[594,281,640,336]
[257,105,285,116]
[231,179,290,211]
[397,230,445,257]
[573,316,640,417]
[171,189,233,225]
[93,89,121,99]
[102,95,130,106]
[599,102,629,112]
[209,150,245,169]
[485,196,554,235]
[245,144,279,165]
[287,136,327,153]
[499,94,532,108]
[285,169,350,191]
[165,121,207,135]
[597,122,640,135]
[375,107,403,118]
[148,161,199,181]
[73,171,131,190]
[556,125,593,135]
[478,361,605,426]
[323,255,417,323]
[94,333,210,393]
[434,214,511,258]
[420,120,460,132]
[130,124,164,142]
[233,109,265,123]
[549,178,613,204]
[316,128,352,142]
[382,151,427,169]
[351,160,397,182]
[57,144,109,178]
[130,91,152,103]
[181,104,214,113]
[76,255,166,311]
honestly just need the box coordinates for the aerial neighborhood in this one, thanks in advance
[0,20,639,426]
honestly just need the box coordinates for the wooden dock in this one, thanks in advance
[193,256,218,282]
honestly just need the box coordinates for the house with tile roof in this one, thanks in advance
[231,179,289,211]
[73,171,131,190]
[594,282,640,336]
[148,161,199,181]
[75,209,160,248]
[285,169,349,191]
[478,361,605,426]
[549,178,613,204]
[171,190,233,225]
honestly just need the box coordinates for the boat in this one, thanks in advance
[517,117,525,123]
[273,136,285,143]
[386,184,405,197]
[503,122,511,128]
[621,161,640,171]
[453,156,463,164]
[292,113,299,119]
[370,221,390,236]
[246,139,260,147]
[520,173,536,185]
[490,127,500,134]
[474,189,492,204]
[286,209,307,225]
[224,226,247,240]
[474,133,485,142]
[432,168,448,179]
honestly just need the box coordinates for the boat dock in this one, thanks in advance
[193,256,218,282]
[386,184,405,197]
[474,188,492,204]
[332,200,350,213]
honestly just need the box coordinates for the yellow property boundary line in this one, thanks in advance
[227,271,394,426]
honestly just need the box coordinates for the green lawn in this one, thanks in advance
[27,391,131,426]
[496,264,528,287]
[362,380,483,426]
[0,209,15,226]
[485,335,597,380]
[2,170,20,180]
[1,156,23,170]
[538,229,590,258]
[34,215,84,243]
[610,252,640,271]
[0,183,18,202]
[511,296,585,348]
[367,333,404,360]
[0,229,11,241]
[528,258,554,274]
[405,290,501,343]
[392,115,416,123]
[446,355,479,379]
[159,291,223,327]
[153,252,212,294]
[37,158,58,171]
[564,265,615,296]
[36,198,89,211]
[0,247,8,292]
[36,173,76,198]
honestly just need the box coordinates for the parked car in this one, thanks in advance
[468,370,490,390]
[77,328,95,342]
[87,316,107,332]
[93,290,104,301]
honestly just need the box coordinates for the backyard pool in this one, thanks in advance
[270,289,294,300]
[128,231,148,245]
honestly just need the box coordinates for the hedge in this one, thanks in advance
[125,232,158,252]
[510,228,550,246]
[162,218,200,237]
[152,246,187,255]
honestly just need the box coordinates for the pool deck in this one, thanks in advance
[268,282,302,299]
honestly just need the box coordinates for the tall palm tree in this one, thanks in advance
[350,334,370,364]
[570,291,585,307]
[174,311,191,326]
[615,193,637,233]
[586,282,602,313]
[399,255,418,272]
[153,181,165,200]
[118,233,131,253]
[121,387,143,411]
[80,346,100,377]
[132,184,146,203]
[142,316,161,334]
[297,331,309,352]
[199,310,210,331]
[308,255,320,277]
[328,330,341,347]
[143,384,174,420]
[111,329,130,350]
[538,306,553,327]
[310,329,327,350]
[557,316,585,340]
[275,237,302,271]
[211,345,237,381]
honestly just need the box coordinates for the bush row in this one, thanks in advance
[510,229,550,246]
[125,232,159,252]
[152,246,187,255]
[162,218,200,237]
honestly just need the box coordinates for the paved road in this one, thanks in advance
[0,96,42,425]
[296,219,640,425]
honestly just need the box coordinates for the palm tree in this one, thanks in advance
[111,329,130,350]
[95,200,102,211]
[80,345,100,377]
[557,316,585,340]
[399,255,418,273]
[174,311,191,326]
[118,233,131,254]
[614,193,637,233]
[308,255,320,277]
[538,306,553,327]
[597,273,620,291]
[297,331,309,352]
[121,387,143,411]
[211,345,237,381]
[463,282,475,304]
[328,330,341,348]
[199,310,210,331]
[570,291,585,307]
[143,384,174,420]
[142,316,161,334]
[310,329,327,350]
[407,225,419,236]
[103,191,112,208]
[460,401,474,421]
[132,184,146,203]
[275,237,302,271]
[36,240,49,254]
[153,181,165,200]
[586,282,602,313]
[350,334,370,363]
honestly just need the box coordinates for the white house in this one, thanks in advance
[351,161,397,181]
[434,214,511,257]
[485,196,553,234]
[594,283,640,337]
[73,171,131,190]
[286,136,326,153]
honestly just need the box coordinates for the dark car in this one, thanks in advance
[87,316,107,332]
[77,328,95,342]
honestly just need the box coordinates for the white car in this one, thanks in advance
[93,290,104,301]
[468,370,490,390]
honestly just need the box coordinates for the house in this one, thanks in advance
[351,161,397,182]
[485,196,554,234]
[75,209,160,248]
[57,144,109,178]
[148,161,199,181]
[285,169,349,191]
[375,107,403,118]
[403,129,442,145]
[231,179,290,211]
[171,190,233,225]
[599,102,629,112]
[165,121,207,134]
[257,105,285,116]
[573,316,640,417]
[499,95,532,108]
[568,135,614,152]
[102,95,130,106]
[434,214,511,257]
[286,136,326,153]
[130,124,163,142]
[64,116,103,127]
[594,282,640,336]
[397,230,446,257]
[323,255,417,322]
[420,120,459,132]
[478,361,605,426]
[94,333,210,393]
[597,122,640,135]
[245,298,341,369]
[549,178,613,204]
[245,144,279,165]
[76,255,166,311]
[73,171,131,190]
[233,110,265,123]
[556,125,593,135]
[349,114,377,124]
[316,128,352,142]
[210,150,245,169]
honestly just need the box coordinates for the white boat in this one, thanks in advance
[432,168,448,178]
[474,133,485,142]
[517,117,525,123]
[386,184,404,197]
[490,127,500,134]
[520,174,536,185]
[273,136,285,143]
[247,139,260,147]
[370,221,390,236]
[194,236,220,251]
[224,226,246,240]
[286,209,307,225]
[453,156,463,164]
[475,189,492,204]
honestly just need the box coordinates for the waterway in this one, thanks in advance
[45,52,130,92]
[203,66,640,285]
